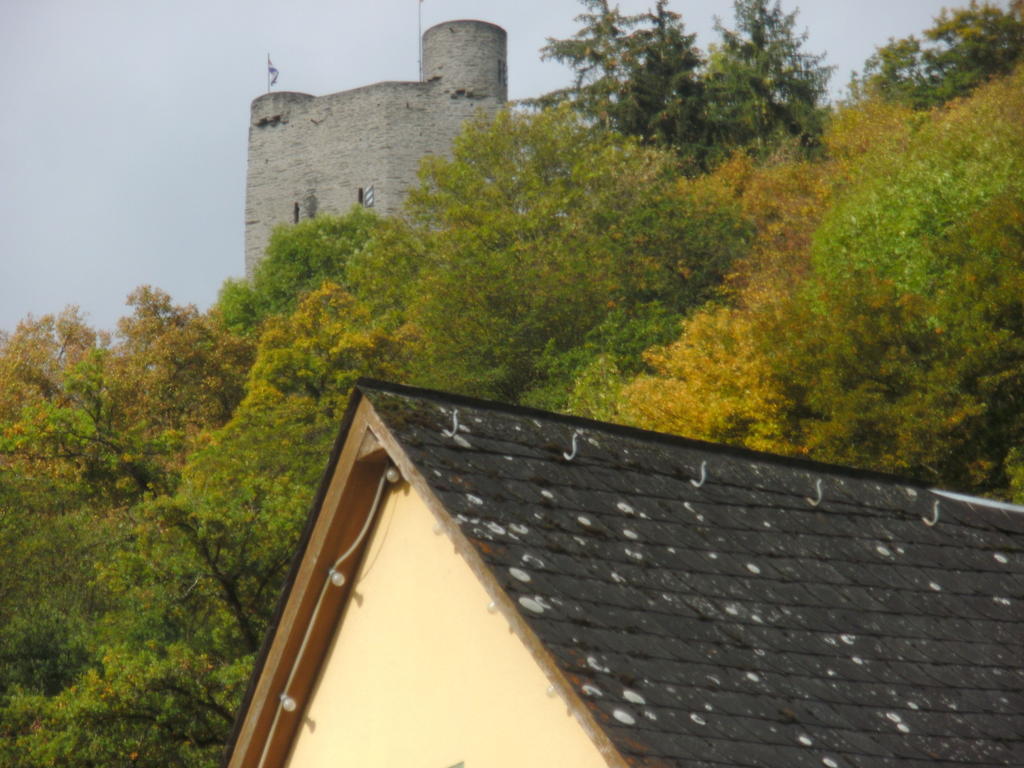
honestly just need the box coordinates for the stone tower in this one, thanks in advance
[244,20,507,276]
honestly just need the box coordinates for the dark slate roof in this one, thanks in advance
[361,381,1024,768]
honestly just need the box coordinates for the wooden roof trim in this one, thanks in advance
[227,398,392,768]
[361,400,632,768]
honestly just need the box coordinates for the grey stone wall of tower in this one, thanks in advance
[244,20,507,277]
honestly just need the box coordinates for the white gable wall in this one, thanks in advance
[284,482,611,768]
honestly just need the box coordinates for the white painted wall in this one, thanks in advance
[284,483,611,768]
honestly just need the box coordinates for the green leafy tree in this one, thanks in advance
[706,0,833,157]
[218,208,382,333]
[855,1,1024,108]
[0,292,254,766]
[0,291,252,507]
[6,283,412,766]
[624,68,1024,495]
[790,190,1024,491]
[405,106,750,404]
[814,66,1024,294]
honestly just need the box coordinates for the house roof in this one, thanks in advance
[229,379,1024,767]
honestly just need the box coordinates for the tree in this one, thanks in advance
[0,291,253,507]
[623,68,1024,495]
[855,1,1024,109]
[621,151,831,454]
[5,283,412,766]
[0,292,253,766]
[706,0,833,157]
[814,66,1024,295]
[218,208,382,334]
[404,106,750,405]
[537,0,710,168]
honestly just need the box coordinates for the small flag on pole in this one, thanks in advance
[267,55,279,90]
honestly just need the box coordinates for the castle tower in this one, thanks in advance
[244,20,507,277]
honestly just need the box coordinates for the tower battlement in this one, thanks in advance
[244,20,507,276]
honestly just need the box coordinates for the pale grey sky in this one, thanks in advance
[0,0,977,332]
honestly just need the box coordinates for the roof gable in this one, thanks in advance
[358,381,1024,767]
[286,482,614,767]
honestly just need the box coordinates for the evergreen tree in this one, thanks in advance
[537,0,709,168]
[706,0,833,157]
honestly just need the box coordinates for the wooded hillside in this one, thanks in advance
[2,2,1022,764]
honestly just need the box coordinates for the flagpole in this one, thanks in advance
[418,0,423,81]
[267,53,271,93]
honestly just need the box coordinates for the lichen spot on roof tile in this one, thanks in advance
[994,596,1011,606]
[521,553,545,568]
[587,656,610,673]
[625,548,644,561]
[876,544,893,557]
[509,523,528,535]
[612,708,636,725]
[852,656,866,665]
[798,734,813,746]
[746,672,761,683]
[840,634,856,645]
[622,689,645,705]
[485,521,506,535]
[747,563,762,575]
[623,528,639,540]
[691,713,707,725]
[577,515,592,527]
[518,596,545,614]
[540,489,555,500]
[509,567,531,583]
[611,572,626,584]
[823,757,839,768]
[453,435,472,449]
[616,501,635,514]
[994,552,1009,564]
[929,581,942,591]
[581,684,602,697]
[467,494,484,506]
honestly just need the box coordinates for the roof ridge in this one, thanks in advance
[356,378,942,492]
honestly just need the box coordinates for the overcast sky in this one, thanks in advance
[0,0,984,333]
